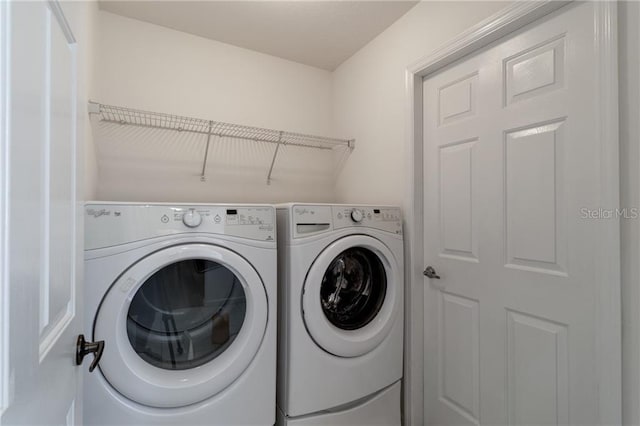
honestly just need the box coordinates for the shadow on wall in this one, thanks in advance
[93,120,349,203]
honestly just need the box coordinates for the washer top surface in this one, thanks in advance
[85,202,276,250]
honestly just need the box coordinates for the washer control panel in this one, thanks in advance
[85,204,275,249]
[333,206,402,234]
[291,204,402,238]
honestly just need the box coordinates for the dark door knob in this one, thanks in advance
[76,334,104,373]
[423,266,440,279]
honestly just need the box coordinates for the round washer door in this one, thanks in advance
[95,243,268,408]
[302,235,400,357]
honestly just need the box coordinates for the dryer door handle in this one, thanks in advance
[75,334,104,373]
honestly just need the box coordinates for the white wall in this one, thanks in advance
[93,11,336,203]
[620,3,640,425]
[332,1,507,207]
[92,4,512,205]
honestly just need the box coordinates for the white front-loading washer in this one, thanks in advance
[276,204,403,425]
[83,203,277,425]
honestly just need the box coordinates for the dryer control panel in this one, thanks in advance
[85,203,275,249]
[291,204,402,238]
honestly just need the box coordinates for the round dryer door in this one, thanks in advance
[94,243,268,408]
[302,235,400,357]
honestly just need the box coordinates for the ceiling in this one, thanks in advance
[98,1,419,71]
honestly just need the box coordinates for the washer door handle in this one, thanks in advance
[75,334,104,373]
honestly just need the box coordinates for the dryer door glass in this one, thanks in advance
[126,259,246,370]
[320,248,387,330]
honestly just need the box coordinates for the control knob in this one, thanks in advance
[350,209,364,223]
[182,209,202,228]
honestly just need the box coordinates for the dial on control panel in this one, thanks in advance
[182,209,202,228]
[350,209,364,223]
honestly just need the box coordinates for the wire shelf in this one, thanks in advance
[91,102,354,150]
[89,102,354,184]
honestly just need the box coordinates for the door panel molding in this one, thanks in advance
[0,0,8,416]
[506,309,569,426]
[439,292,480,423]
[47,1,75,44]
[438,138,478,262]
[38,3,78,362]
[503,119,567,277]
[403,1,620,424]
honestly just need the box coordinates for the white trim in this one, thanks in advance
[47,1,75,44]
[0,0,9,415]
[69,10,78,368]
[592,2,622,423]
[403,1,621,424]
[406,1,569,78]
[39,5,52,340]
[402,67,423,426]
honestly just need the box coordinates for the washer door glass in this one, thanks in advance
[302,235,400,357]
[127,259,246,370]
[320,248,386,330]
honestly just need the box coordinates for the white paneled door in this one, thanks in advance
[1,1,83,424]
[423,3,619,425]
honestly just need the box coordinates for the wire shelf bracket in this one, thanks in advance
[88,101,355,184]
[200,122,214,182]
[266,131,284,185]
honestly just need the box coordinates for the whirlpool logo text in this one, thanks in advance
[86,208,111,218]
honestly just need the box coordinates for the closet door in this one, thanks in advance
[0,1,83,424]
[422,2,620,425]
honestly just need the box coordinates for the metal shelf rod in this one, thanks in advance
[266,131,284,185]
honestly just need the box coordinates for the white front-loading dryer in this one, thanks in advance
[276,204,403,425]
[83,203,277,425]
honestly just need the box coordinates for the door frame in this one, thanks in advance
[402,2,621,425]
